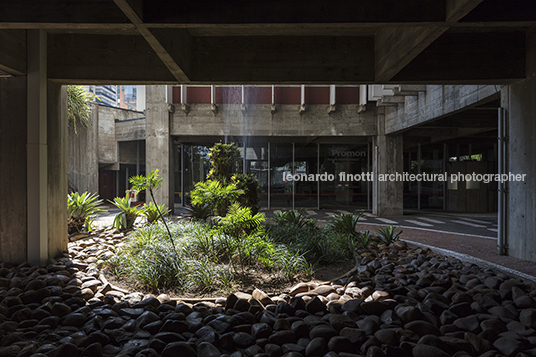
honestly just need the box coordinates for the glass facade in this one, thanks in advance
[174,139,371,209]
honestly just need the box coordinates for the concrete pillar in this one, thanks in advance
[47,83,68,258]
[0,30,68,264]
[0,76,28,263]
[26,29,48,264]
[500,31,536,262]
[372,106,403,216]
[146,85,173,209]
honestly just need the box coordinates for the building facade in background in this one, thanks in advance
[70,84,498,215]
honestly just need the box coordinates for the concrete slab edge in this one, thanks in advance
[403,239,536,283]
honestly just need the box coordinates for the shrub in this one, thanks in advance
[108,220,313,294]
[272,210,317,229]
[191,180,244,216]
[67,192,107,233]
[232,173,260,214]
[207,142,242,183]
[266,223,353,264]
[356,230,374,249]
[376,225,403,245]
[183,203,212,221]
[141,202,170,224]
[109,196,141,231]
[327,212,364,237]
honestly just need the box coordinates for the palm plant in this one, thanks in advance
[130,170,177,252]
[109,196,141,231]
[67,85,95,133]
[67,192,107,233]
[376,225,403,245]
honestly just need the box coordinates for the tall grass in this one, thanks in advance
[108,220,313,294]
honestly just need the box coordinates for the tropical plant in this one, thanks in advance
[207,142,242,183]
[327,212,364,237]
[130,169,176,252]
[376,225,403,245]
[232,173,260,214]
[67,191,107,233]
[272,210,316,229]
[356,230,374,249]
[183,203,213,221]
[215,202,269,271]
[109,196,141,231]
[141,202,171,224]
[67,85,96,133]
[272,246,315,281]
[191,179,244,216]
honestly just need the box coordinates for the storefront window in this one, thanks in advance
[319,144,370,208]
[270,143,293,209]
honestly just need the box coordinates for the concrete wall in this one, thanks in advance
[0,76,27,263]
[68,104,99,194]
[116,118,146,142]
[384,85,498,134]
[502,31,536,262]
[170,104,375,137]
[69,104,145,193]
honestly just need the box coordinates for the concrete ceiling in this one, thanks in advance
[0,0,535,84]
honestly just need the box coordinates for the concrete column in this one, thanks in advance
[27,29,48,264]
[500,31,536,262]
[372,106,403,216]
[47,83,68,258]
[146,85,173,209]
[0,76,28,263]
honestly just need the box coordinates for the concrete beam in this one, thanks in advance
[48,34,176,83]
[375,25,449,83]
[113,0,191,82]
[191,36,374,83]
[375,0,484,82]
[393,32,526,83]
[0,0,130,24]
[141,0,445,24]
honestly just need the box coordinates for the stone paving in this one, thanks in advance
[0,227,535,357]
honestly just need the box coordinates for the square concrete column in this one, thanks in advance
[0,30,68,264]
[47,83,68,258]
[146,85,173,209]
[0,76,28,263]
[500,31,536,262]
[26,29,49,264]
[372,106,403,216]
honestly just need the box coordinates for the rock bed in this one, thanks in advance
[0,231,534,356]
